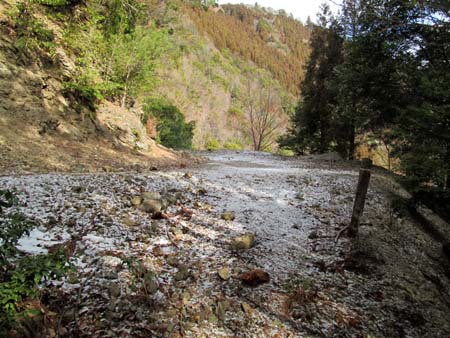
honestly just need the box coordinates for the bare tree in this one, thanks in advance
[244,80,285,151]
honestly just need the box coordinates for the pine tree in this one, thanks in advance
[282,5,342,154]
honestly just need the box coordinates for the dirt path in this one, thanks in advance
[2,151,450,337]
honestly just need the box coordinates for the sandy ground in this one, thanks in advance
[2,151,450,337]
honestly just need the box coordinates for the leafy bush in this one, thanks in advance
[33,0,70,6]
[63,81,103,111]
[278,147,295,157]
[206,137,220,150]
[0,190,69,335]
[224,139,243,150]
[228,105,243,117]
[143,98,195,149]
[63,3,171,109]
[10,2,56,56]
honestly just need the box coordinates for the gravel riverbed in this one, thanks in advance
[2,151,449,337]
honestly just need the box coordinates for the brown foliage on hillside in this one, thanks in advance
[186,4,310,95]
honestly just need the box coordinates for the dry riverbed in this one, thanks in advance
[1,151,450,337]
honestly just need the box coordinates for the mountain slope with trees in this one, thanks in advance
[187,3,311,95]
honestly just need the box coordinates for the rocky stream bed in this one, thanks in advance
[1,151,450,337]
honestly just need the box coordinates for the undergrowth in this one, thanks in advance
[8,2,56,61]
[0,189,70,336]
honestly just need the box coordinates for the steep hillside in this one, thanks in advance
[0,0,310,168]
[0,0,199,173]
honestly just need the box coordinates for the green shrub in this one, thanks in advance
[0,190,69,335]
[228,105,243,117]
[33,0,69,6]
[143,98,195,149]
[206,138,220,150]
[63,81,103,111]
[278,147,295,157]
[10,2,56,56]
[224,139,243,150]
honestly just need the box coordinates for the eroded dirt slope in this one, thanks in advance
[0,1,192,174]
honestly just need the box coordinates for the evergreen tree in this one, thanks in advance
[392,1,450,189]
[280,5,342,154]
[281,0,449,191]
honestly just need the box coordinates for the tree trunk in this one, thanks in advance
[348,124,356,160]
[121,69,132,108]
[121,88,127,108]
[320,118,326,153]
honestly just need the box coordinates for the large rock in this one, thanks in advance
[134,191,166,214]
[221,212,235,221]
[231,233,255,250]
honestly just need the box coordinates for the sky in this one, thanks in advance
[221,0,341,24]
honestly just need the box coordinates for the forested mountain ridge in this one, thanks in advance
[187,3,311,95]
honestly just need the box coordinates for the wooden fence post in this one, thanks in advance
[349,159,372,236]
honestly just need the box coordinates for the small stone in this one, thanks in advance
[241,302,253,315]
[174,265,190,281]
[221,212,235,221]
[109,283,121,298]
[238,269,270,286]
[184,172,193,179]
[141,191,161,200]
[231,233,255,250]
[216,300,230,321]
[218,266,231,280]
[139,199,163,214]
[131,196,142,206]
